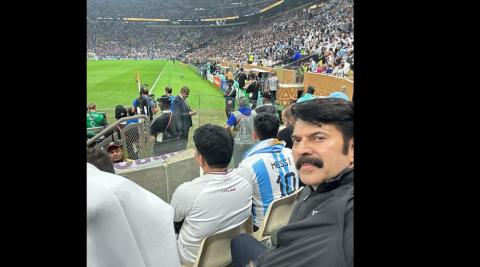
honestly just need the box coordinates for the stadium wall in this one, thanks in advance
[116,149,200,203]
[303,73,354,99]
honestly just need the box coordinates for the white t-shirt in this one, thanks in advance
[236,139,299,227]
[170,169,252,264]
[87,163,180,267]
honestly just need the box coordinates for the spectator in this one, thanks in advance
[277,103,294,149]
[87,103,108,138]
[132,86,156,122]
[224,79,237,118]
[310,58,317,72]
[106,141,132,163]
[297,85,316,103]
[225,97,257,168]
[237,68,248,98]
[254,92,277,116]
[126,107,140,124]
[231,97,354,267]
[266,71,278,104]
[87,162,180,267]
[170,124,252,265]
[329,91,350,101]
[246,73,260,109]
[236,113,298,231]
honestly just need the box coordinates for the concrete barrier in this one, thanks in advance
[165,149,201,202]
[116,149,200,203]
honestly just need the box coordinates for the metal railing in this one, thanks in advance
[87,114,153,160]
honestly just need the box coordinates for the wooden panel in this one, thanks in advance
[273,68,296,84]
[303,73,354,100]
[277,87,301,106]
[244,64,273,72]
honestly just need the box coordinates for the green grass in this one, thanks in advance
[87,59,228,148]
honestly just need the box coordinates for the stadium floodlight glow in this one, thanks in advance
[124,18,170,22]
[260,0,284,13]
[201,16,239,22]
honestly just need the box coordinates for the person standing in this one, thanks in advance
[173,86,196,149]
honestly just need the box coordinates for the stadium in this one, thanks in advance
[87,0,353,266]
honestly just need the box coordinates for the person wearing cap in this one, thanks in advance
[107,141,131,164]
[224,79,237,118]
[297,86,317,103]
[329,91,350,101]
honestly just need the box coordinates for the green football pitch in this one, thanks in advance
[87,59,227,127]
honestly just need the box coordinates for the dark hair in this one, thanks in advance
[292,98,353,154]
[254,112,280,140]
[307,86,315,94]
[140,87,149,95]
[127,107,135,116]
[87,148,115,174]
[238,97,250,108]
[262,91,272,101]
[180,86,190,94]
[158,95,171,109]
[193,124,233,168]
[282,103,294,125]
[165,86,173,94]
[115,105,128,120]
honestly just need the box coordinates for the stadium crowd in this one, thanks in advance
[189,0,353,73]
[87,0,278,20]
[88,0,354,264]
[88,0,353,79]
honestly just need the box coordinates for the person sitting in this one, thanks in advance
[87,103,108,138]
[106,141,132,164]
[236,113,298,231]
[87,162,180,266]
[231,98,354,267]
[170,124,252,265]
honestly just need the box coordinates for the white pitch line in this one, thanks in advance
[149,61,170,95]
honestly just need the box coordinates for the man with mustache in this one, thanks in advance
[231,97,354,267]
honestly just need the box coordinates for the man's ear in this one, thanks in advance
[252,131,259,141]
[348,138,354,165]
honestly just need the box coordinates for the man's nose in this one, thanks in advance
[293,139,313,156]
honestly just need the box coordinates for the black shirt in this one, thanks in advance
[246,81,259,100]
[150,111,179,140]
[238,73,247,88]
[277,125,293,149]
